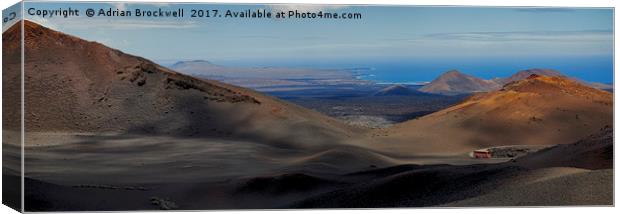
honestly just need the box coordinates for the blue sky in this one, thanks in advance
[11,2,615,82]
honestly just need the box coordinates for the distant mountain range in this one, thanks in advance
[419,69,612,95]
[171,60,612,96]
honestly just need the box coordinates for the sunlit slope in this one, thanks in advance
[376,75,612,155]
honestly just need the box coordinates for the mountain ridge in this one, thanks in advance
[371,74,613,155]
[4,20,359,149]
[420,68,612,95]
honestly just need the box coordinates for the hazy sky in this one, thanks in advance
[8,2,615,82]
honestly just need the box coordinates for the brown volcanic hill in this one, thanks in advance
[373,84,418,96]
[3,20,359,149]
[373,75,612,155]
[496,68,612,91]
[418,70,500,95]
[495,68,563,85]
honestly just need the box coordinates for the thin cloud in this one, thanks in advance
[514,8,578,13]
[93,19,198,29]
[425,30,612,42]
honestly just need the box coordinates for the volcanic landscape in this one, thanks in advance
[2,20,613,211]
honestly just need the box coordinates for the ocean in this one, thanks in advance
[212,55,614,84]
